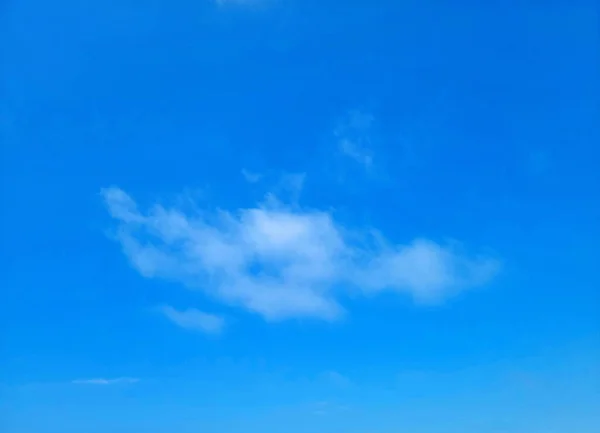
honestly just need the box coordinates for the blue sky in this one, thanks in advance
[2,0,599,432]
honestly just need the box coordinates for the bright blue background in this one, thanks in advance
[2,1,599,432]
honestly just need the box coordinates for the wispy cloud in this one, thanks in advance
[215,0,266,7]
[335,110,376,170]
[241,169,263,183]
[279,172,305,194]
[160,305,225,334]
[322,370,352,388]
[338,139,373,168]
[72,377,139,385]
[312,400,350,416]
[272,172,305,205]
[101,186,499,321]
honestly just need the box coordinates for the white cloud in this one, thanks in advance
[101,187,499,321]
[72,377,139,385]
[160,305,225,334]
